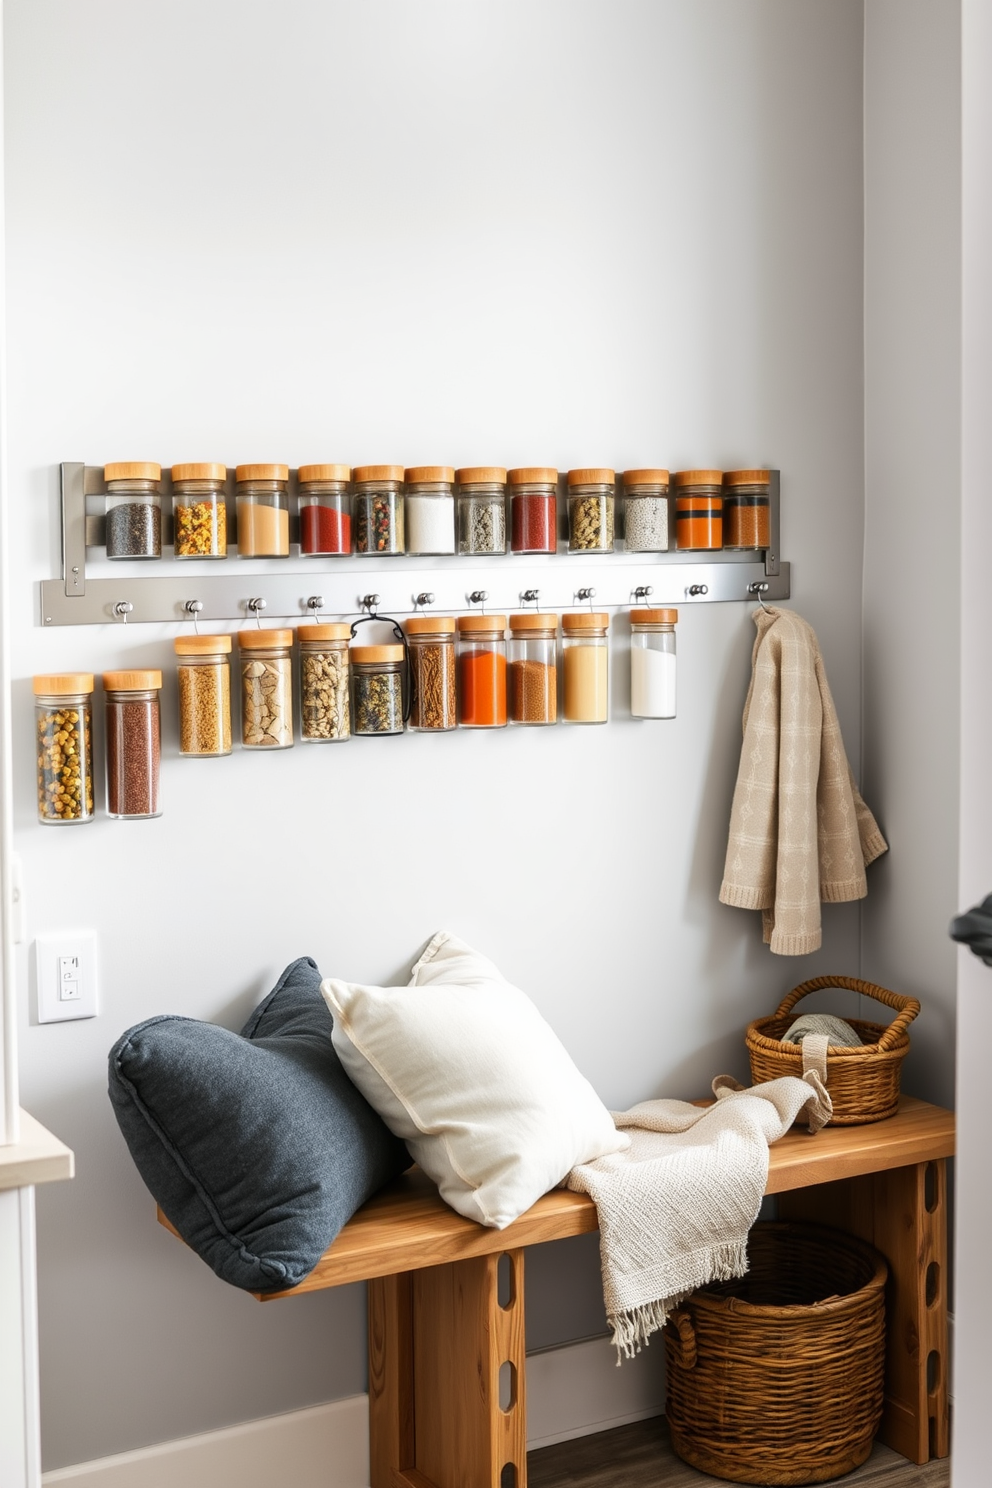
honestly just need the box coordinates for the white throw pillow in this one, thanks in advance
[321,931,627,1229]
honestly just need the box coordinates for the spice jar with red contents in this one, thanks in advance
[103,670,163,819]
[298,464,352,556]
[34,674,95,825]
[354,465,405,554]
[673,470,724,550]
[508,613,558,725]
[457,614,507,727]
[172,463,228,558]
[723,469,771,550]
[508,468,558,554]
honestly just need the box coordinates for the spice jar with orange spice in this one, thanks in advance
[457,614,507,728]
[673,470,723,550]
[723,469,771,550]
[172,463,228,558]
[508,613,558,725]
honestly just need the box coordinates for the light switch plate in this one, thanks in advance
[35,931,98,1022]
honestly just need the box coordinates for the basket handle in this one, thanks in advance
[773,976,920,1052]
[666,1310,697,1370]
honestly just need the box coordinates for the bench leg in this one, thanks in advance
[777,1157,949,1464]
[369,1249,527,1488]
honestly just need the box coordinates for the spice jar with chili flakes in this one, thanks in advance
[562,613,609,724]
[298,624,351,742]
[457,614,507,728]
[238,629,294,748]
[567,469,615,553]
[172,463,228,558]
[298,464,352,556]
[235,464,290,557]
[354,465,405,554]
[508,468,558,554]
[405,616,457,732]
[34,674,95,825]
[508,613,558,726]
[457,467,507,554]
[351,645,405,736]
[175,634,232,757]
[723,469,771,550]
[622,469,670,552]
[405,467,457,555]
[104,462,163,559]
[103,670,163,820]
[673,470,723,550]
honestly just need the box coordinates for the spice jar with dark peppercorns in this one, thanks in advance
[34,674,95,825]
[508,468,558,554]
[567,469,615,553]
[354,465,405,555]
[298,624,351,741]
[103,670,163,819]
[405,616,456,731]
[298,464,352,556]
[175,634,233,756]
[351,645,405,735]
[104,462,163,559]
[172,463,228,559]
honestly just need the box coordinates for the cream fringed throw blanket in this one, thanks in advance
[720,607,888,955]
[567,1073,831,1360]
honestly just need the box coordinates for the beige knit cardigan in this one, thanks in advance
[719,607,887,955]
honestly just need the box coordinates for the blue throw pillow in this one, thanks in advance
[108,956,410,1292]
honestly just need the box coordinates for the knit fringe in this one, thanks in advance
[608,1239,751,1362]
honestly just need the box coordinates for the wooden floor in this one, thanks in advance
[528,1418,950,1487]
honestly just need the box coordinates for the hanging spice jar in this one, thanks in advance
[723,469,771,550]
[508,468,558,554]
[457,468,507,554]
[172,463,228,558]
[298,464,352,556]
[104,462,163,559]
[567,469,616,553]
[238,629,294,748]
[103,670,163,819]
[351,645,405,735]
[298,624,351,742]
[508,613,558,725]
[673,470,724,550]
[235,464,290,557]
[622,469,670,552]
[630,609,677,720]
[405,467,456,555]
[562,612,610,724]
[457,614,507,728]
[405,616,457,732]
[354,465,405,554]
[175,634,232,757]
[34,674,94,825]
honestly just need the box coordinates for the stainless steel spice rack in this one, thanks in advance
[40,463,790,626]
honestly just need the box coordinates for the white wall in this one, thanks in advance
[4,1,868,1471]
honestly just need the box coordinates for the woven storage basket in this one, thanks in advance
[745,975,920,1125]
[664,1221,887,1485]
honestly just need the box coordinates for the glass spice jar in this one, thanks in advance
[562,612,610,724]
[405,466,456,556]
[171,463,228,558]
[298,464,352,556]
[567,469,616,553]
[238,629,294,748]
[298,624,351,742]
[104,462,163,559]
[175,634,232,757]
[457,467,507,555]
[673,469,724,550]
[457,614,507,728]
[351,645,405,735]
[103,670,163,819]
[405,616,457,732]
[723,469,771,550]
[34,674,94,825]
[622,469,670,552]
[354,465,405,554]
[235,464,290,557]
[630,608,677,720]
[508,613,558,725]
[508,468,558,554]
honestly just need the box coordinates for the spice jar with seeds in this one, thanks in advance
[508,613,558,725]
[351,645,405,735]
[104,462,163,559]
[405,616,456,732]
[630,608,677,720]
[172,463,228,558]
[354,465,405,555]
[723,469,771,550]
[622,469,670,552]
[34,674,94,825]
[238,629,294,748]
[674,469,724,550]
[562,612,610,724]
[235,464,290,557]
[567,469,616,553]
[104,670,163,819]
[457,614,507,728]
[508,468,558,554]
[298,624,351,742]
[299,464,352,556]
[457,467,507,555]
[175,634,232,756]
[405,466,456,555]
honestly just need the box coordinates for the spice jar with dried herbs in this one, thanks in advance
[405,466,456,555]
[508,613,558,725]
[567,469,615,553]
[622,469,670,552]
[175,634,232,757]
[630,609,677,720]
[299,624,351,742]
[299,464,352,556]
[457,614,507,728]
[508,468,558,553]
[723,469,771,550]
[457,468,507,554]
[235,464,290,557]
[104,462,163,559]
[104,670,163,819]
[351,645,405,735]
[405,616,456,731]
[562,612,609,724]
[238,629,294,748]
[354,465,405,554]
[172,463,228,558]
[674,470,723,550]
[34,674,94,825]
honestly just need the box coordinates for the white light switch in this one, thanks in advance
[35,932,98,1022]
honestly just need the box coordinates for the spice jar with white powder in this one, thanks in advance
[622,469,670,552]
[630,608,677,719]
[405,467,456,555]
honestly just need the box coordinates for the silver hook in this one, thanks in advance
[519,588,540,611]
[306,596,325,620]
[113,600,133,625]
[184,599,203,635]
[360,593,380,618]
[687,584,709,598]
[247,596,267,628]
[576,586,596,613]
[632,585,653,603]
[748,581,770,612]
[413,591,435,612]
[468,589,488,615]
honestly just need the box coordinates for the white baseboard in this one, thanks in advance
[526,1333,665,1450]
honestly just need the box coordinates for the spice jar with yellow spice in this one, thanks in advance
[175,635,232,757]
[723,469,771,550]
[104,462,163,559]
[298,624,351,741]
[235,464,290,557]
[562,613,609,724]
[172,463,228,558]
[673,469,723,550]
[567,469,615,553]
[405,616,457,732]
[508,613,558,725]
[238,629,294,748]
[34,674,95,824]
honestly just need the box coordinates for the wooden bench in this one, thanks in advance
[159,1096,954,1488]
